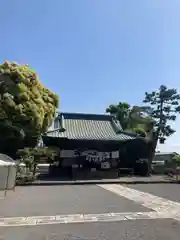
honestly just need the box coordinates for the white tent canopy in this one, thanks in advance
[0,159,15,166]
[0,154,15,163]
[0,154,17,190]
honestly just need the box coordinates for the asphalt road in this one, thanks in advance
[126,184,180,203]
[0,185,149,218]
[1,219,180,240]
[1,184,180,240]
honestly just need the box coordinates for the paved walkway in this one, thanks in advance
[0,190,5,200]
[1,184,180,226]
[17,175,177,186]
[1,184,180,239]
[99,184,180,222]
[0,211,167,227]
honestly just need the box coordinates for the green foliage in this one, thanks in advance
[0,61,59,155]
[129,106,154,130]
[17,147,59,176]
[106,102,131,129]
[0,119,25,139]
[17,148,34,168]
[17,147,58,161]
[106,102,152,136]
[173,154,180,166]
[106,85,180,174]
[132,127,147,137]
[172,154,180,181]
[143,85,180,144]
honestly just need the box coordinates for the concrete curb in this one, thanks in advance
[16,179,179,186]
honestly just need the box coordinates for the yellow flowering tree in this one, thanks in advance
[0,61,59,156]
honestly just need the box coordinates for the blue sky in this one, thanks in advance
[0,0,180,152]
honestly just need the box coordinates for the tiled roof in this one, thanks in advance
[46,112,136,141]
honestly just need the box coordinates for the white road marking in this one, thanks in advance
[98,184,180,221]
[1,184,180,227]
[0,211,168,227]
[0,191,5,200]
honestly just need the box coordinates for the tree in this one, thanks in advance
[106,102,131,129]
[17,146,59,177]
[0,61,59,156]
[173,154,180,166]
[0,119,25,157]
[128,105,154,135]
[172,154,180,181]
[130,127,146,137]
[106,102,152,136]
[143,85,180,162]
[17,147,33,171]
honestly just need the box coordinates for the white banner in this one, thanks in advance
[61,150,119,161]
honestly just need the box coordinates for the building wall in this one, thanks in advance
[152,153,176,174]
[61,150,119,160]
[153,153,173,163]
[60,150,119,169]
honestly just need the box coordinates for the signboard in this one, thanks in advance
[61,150,119,162]
[101,162,110,169]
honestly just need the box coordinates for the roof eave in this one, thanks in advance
[46,127,66,134]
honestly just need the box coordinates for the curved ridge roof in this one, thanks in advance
[46,112,136,141]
